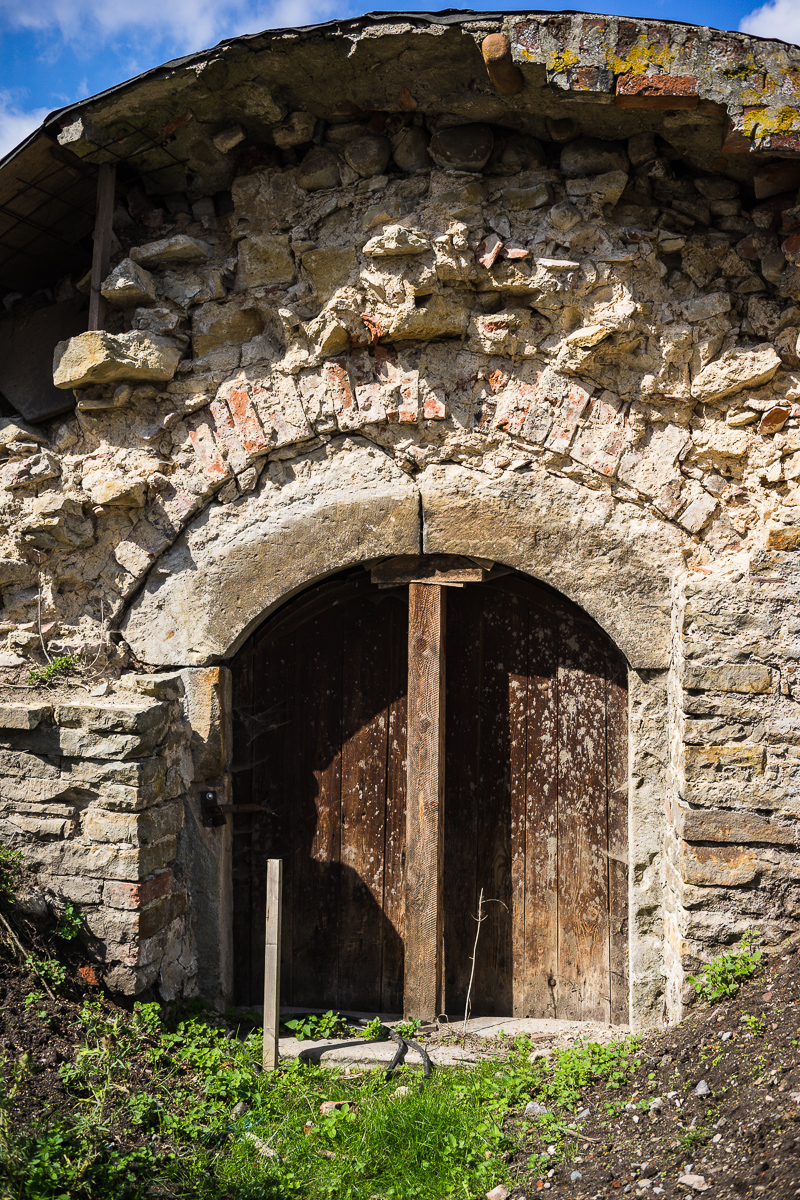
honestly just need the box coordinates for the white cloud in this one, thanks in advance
[0,0,337,56]
[0,93,49,161]
[740,0,800,46]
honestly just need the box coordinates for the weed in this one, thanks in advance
[743,1013,765,1036]
[28,653,78,687]
[395,1018,423,1039]
[284,1011,347,1041]
[358,1017,390,1041]
[686,933,762,1002]
[56,900,82,941]
[0,844,23,899]
[26,956,67,991]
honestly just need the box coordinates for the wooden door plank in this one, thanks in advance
[607,656,629,1025]
[262,858,283,1071]
[251,631,295,1005]
[473,590,515,1017]
[88,163,115,331]
[339,594,391,1011]
[507,595,529,1017]
[404,583,446,1020]
[523,605,560,1018]
[290,606,344,1007]
[557,622,611,1022]
[382,595,408,1013]
[443,587,482,1017]
[231,638,254,1005]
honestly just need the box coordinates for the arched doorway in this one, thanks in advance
[231,561,629,1023]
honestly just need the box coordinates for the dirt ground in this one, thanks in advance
[4,921,800,1198]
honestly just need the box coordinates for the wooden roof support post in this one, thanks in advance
[88,162,116,332]
[404,582,446,1020]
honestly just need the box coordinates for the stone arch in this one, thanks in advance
[122,435,692,669]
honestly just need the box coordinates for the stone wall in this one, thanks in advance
[1,10,800,1023]
[2,668,231,1003]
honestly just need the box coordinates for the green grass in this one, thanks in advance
[0,998,642,1200]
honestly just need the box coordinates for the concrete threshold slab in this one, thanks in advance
[273,1014,631,1070]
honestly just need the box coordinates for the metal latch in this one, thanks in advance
[201,790,268,827]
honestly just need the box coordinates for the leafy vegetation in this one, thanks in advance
[0,993,644,1200]
[686,932,762,1002]
[283,1010,347,1041]
[0,845,23,900]
[55,901,82,942]
[28,653,78,687]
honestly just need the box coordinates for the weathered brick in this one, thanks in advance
[103,868,175,910]
[185,412,229,482]
[615,74,698,110]
[682,664,772,694]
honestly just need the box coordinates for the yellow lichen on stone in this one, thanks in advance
[743,104,800,137]
[547,48,579,73]
[604,35,676,75]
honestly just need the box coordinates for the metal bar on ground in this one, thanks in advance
[403,582,446,1020]
[88,162,116,331]
[262,858,283,1071]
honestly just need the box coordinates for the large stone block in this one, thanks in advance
[103,868,175,911]
[680,843,761,887]
[690,345,781,401]
[180,668,231,780]
[191,303,264,359]
[53,331,181,389]
[83,801,183,845]
[20,835,177,881]
[101,259,157,307]
[682,664,773,693]
[235,235,294,290]
[682,744,766,779]
[673,804,800,846]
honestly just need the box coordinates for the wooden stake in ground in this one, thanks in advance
[262,858,282,1071]
[404,582,446,1021]
[88,162,116,332]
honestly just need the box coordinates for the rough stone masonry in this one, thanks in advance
[0,10,800,1025]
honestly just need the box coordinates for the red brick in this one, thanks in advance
[760,133,800,153]
[323,358,354,413]
[225,385,270,455]
[186,412,229,482]
[104,869,175,911]
[580,16,606,49]
[616,19,639,58]
[512,19,540,54]
[615,74,698,110]
[563,65,614,93]
[78,965,102,987]
[783,233,800,263]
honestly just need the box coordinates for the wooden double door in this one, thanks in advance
[232,565,628,1023]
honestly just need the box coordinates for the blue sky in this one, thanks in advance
[0,0,797,159]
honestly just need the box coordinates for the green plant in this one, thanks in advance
[743,1013,765,1036]
[395,1018,422,1039]
[26,956,67,991]
[57,900,82,941]
[686,934,762,1002]
[0,844,23,899]
[358,1017,390,1041]
[28,653,78,687]
[284,1010,346,1041]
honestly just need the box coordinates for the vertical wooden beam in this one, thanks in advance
[404,583,446,1020]
[88,162,116,332]
[262,858,282,1071]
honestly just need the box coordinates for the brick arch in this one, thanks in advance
[122,435,691,669]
